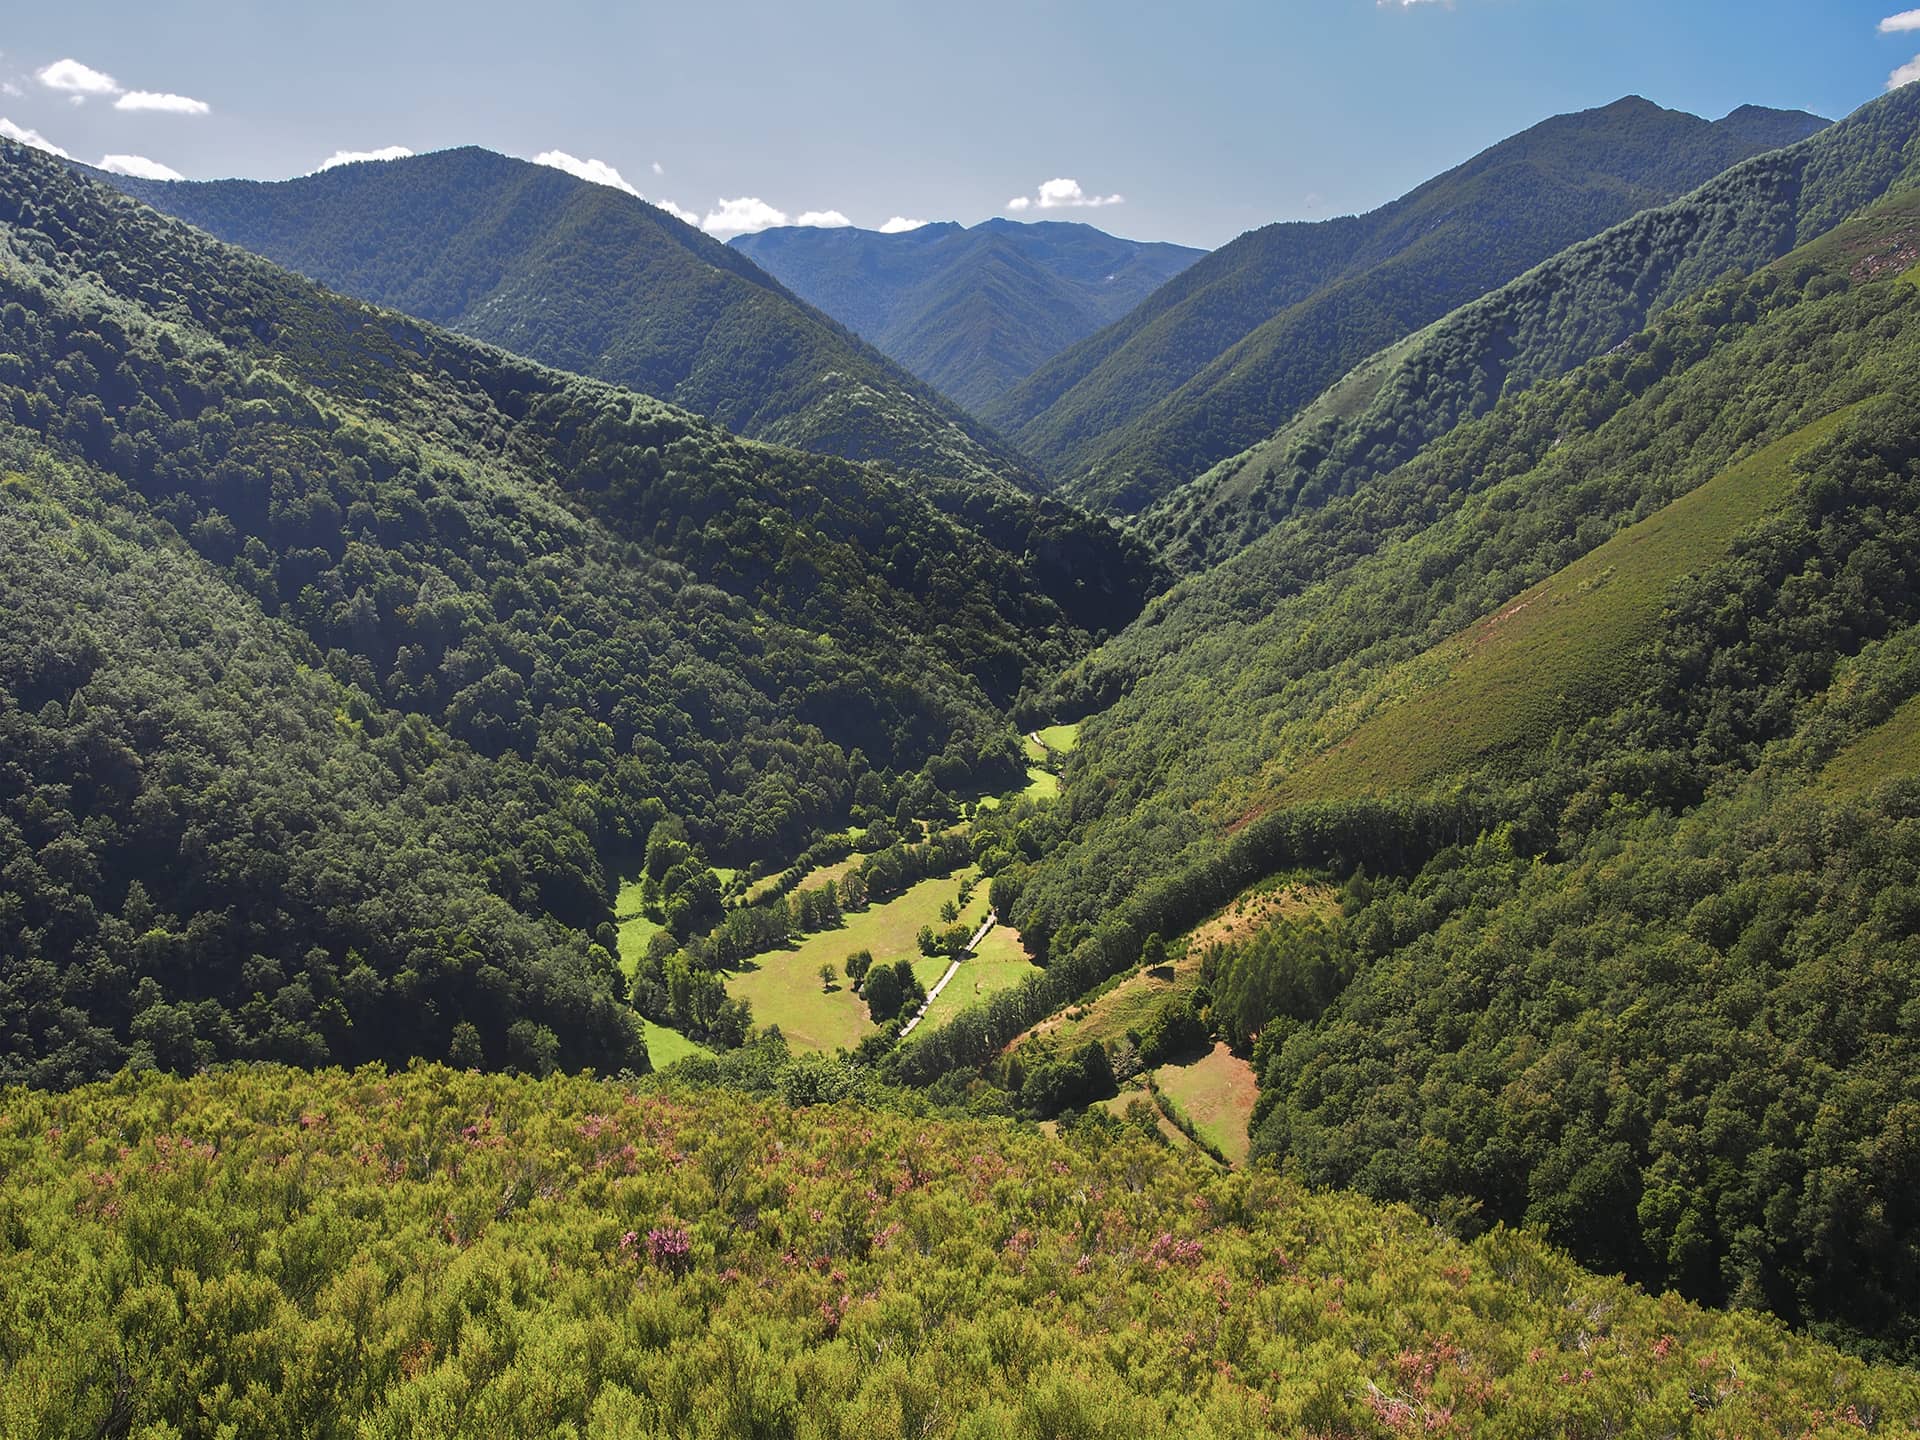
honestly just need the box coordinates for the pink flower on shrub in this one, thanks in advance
[647,1225,692,1275]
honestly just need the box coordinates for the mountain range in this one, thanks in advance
[97,146,1034,495]
[732,218,1205,412]
[983,97,1829,513]
[6,62,1920,1434]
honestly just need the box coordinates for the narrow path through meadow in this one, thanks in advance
[899,910,997,1036]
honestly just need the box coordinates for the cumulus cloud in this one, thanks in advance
[795,209,852,228]
[1006,177,1123,212]
[115,90,210,114]
[1,83,21,99]
[1881,10,1920,31]
[37,58,118,95]
[1892,54,1920,89]
[652,160,664,175]
[879,216,929,233]
[701,196,789,237]
[316,145,414,171]
[653,198,699,224]
[532,149,641,196]
[0,116,69,157]
[99,152,184,181]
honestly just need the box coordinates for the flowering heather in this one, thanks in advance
[1,1065,1915,1437]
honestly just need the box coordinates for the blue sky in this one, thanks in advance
[2,1,1915,248]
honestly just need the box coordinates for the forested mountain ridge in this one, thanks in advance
[0,138,1142,1088]
[731,218,1205,412]
[95,146,1042,499]
[908,155,1920,1351]
[1141,84,1920,574]
[985,97,1827,513]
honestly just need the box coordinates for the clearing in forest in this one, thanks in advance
[1153,1042,1258,1166]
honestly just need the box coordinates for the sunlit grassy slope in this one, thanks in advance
[1274,408,1857,805]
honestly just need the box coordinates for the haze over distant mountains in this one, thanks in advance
[984,97,1830,513]
[731,219,1206,412]
[97,147,1035,495]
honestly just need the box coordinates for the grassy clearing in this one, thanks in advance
[1825,694,1920,793]
[643,1020,711,1070]
[1015,878,1338,1053]
[1153,1043,1258,1166]
[1023,766,1060,801]
[615,911,665,981]
[745,850,866,902]
[726,868,984,1053]
[1022,733,1048,765]
[1035,722,1081,754]
[917,924,1040,1034]
[1275,409,1857,805]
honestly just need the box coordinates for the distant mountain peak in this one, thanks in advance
[732,217,1205,412]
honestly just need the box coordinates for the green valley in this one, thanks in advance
[7,13,1920,1432]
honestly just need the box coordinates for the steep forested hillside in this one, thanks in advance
[899,136,1920,1351]
[732,219,1205,412]
[1146,86,1920,573]
[0,139,1150,1088]
[986,98,1826,513]
[7,1063,1919,1437]
[96,148,1037,495]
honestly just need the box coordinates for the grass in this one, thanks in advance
[915,922,1040,1034]
[1153,1043,1258,1166]
[1022,733,1048,765]
[1825,694,1920,793]
[643,1020,711,1070]
[1035,722,1081,754]
[1023,766,1060,801]
[1274,408,1859,806]
[616,915,665,979]
[726,868,986,1053]
[1012,878,1338,1053]
[745,850,866,902]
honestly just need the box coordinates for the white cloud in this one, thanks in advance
[532,149,641,196]
[37,58,118,95]
[1892,53,1920,89]
[0,116,69,157]
[701,196,788,237]
[316,145,413,171]
[1,83,20,99]
[652,160,664,175]
[1881,10,1920,31]
[654,198,699,224]
[115,90,210,115]
[795,209,852,228]
[879,216,929,233]
[99,152,184,181]
[1006,177,1123,212]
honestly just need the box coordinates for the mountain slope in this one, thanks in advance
[732,218,1205,411]
[906,151,1920,1349]
[986,97,1827,513]
[1144,87,1920,572]
[95,147,1036,494]
[0,138,1140,1087]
